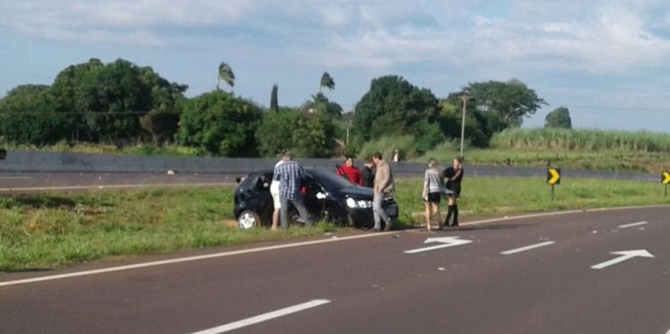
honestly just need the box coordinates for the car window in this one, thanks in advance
[309,170,354,191]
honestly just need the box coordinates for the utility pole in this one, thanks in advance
[459,95,470,158]
[346,119,352,146]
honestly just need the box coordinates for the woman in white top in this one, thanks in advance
[270,157,285,230]
[422,159,447,231]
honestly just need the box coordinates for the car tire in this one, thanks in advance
[238,210,262,229]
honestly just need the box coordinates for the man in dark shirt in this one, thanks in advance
[274,152,312,229]
[361,160,376,188]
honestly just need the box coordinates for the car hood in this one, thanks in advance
[331,186,374,200]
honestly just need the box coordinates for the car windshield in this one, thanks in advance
[309,169,355,191]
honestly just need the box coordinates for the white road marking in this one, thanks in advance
[617,221,648,229]
[500,241,555,255]
[404,237,472,254]
[0,232,395,288]
[0,176,33,180]
[189,299,330,334]
[591,250,655,270]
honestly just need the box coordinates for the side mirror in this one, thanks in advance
[316,192,327,200]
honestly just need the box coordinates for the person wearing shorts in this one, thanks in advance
[270,156,286,230]
[422,159,446,231]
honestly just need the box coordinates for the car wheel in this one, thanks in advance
[238,210,262,229]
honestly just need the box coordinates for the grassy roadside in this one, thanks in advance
[1,178,669,271]
[416,147,670,174]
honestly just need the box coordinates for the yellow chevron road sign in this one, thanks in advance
[662,171,670,185]
[547,168,561,185]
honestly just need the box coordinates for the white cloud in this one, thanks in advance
[2,0,670,74]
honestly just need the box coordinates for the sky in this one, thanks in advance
[1,0,669,132]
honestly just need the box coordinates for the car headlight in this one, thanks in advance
[357,200,372,208]
[346,198,373,208]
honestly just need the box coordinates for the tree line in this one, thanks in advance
[0,58,572,158]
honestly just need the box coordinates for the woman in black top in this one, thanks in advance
[443,157,464,227]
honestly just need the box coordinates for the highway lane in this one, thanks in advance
[0,172,237,192]
[0,207,669,333]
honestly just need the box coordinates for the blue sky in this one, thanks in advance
[1,0,669,132]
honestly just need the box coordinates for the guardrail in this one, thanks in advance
[0,151,658,182]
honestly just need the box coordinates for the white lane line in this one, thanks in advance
[0,176,33,180]
[0,232,395,288]
[501,241,555,255]
[189,299,330,334]
[617,221,648,229]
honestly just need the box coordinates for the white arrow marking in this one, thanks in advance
[404,237,472,254]
[591,250,654,270]
[501,241,555,255]
[617,221,648,229]
[189,299,331,334]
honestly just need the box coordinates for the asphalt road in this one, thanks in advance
[1,206,669,333]
[0,172,237,192]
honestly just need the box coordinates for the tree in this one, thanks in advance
[49,58,186,146]
[217,62,235,92]
[139,107,180,146]
[293,111,338,158]
[452,79,547,128]
[320,71,335,93]
[49,58,105,142]
[545,107,572,129]
[256,108,303,157]
[0,85,66,145]
[177,90,262,157]
[439,97,505,148]
[302,92,343,117]
[270,84,278,112]
[353,75,440,143]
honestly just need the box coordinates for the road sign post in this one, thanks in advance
[662,171,670,197]
[547,168,561,201]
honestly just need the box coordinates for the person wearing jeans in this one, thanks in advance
[371,151,394,231]
[275,152,312,229]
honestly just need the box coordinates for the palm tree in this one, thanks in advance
[217,62,235,92]
[320,71,335,93]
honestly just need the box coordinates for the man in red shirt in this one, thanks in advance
[336,156,363,186]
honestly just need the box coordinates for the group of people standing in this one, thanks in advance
[422,157,464,231]
[337,152,395,232]
[269,150,463,233]
[337,153,464,232]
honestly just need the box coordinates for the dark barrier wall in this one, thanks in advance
[0,151,658,182]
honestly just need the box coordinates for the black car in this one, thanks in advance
[234,169,399,229]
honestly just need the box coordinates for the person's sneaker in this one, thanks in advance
[369,227,381,232]
[383,223,392,232]
[451,221,459,228]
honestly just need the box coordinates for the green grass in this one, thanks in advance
[0,187,334,271]
[1,178,669,271]
[394,178,670,224]
[418,145,670,174]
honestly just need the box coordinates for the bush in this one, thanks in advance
[358,135,418,161]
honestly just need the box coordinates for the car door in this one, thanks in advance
[240,173,273,223]
[301,176,326,219]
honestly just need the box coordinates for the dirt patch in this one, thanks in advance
[221,219,238,228]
